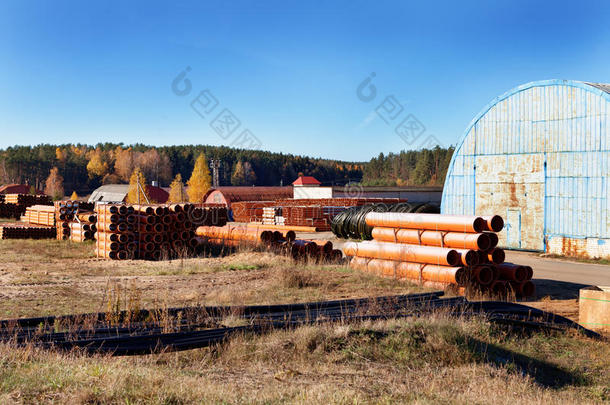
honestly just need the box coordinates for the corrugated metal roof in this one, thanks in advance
[585,82,610,94]
[441,79,610,252]
[88,184,169,203]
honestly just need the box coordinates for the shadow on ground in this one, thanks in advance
[532,279,589,300]
[467,337,587,388]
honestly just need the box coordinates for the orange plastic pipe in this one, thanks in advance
[486,232,499,249]
[349,256,467,285]
[509,280,535,297]
[482,215,504,232]
[488,280,507,296]
[496,263,527,282]
[365,212,486,233]
[344,241,462,266]
[486,248,505,264]
[471,265,494,285]
[371,227,491,250]
[96,232,130,244]
[454,248,479,266]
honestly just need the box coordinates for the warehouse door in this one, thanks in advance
[506,209,521,249]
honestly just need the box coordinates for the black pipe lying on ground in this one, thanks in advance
[0,293,598,356]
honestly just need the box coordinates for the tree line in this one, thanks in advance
[362,146,455,186]
[0,143,454,198]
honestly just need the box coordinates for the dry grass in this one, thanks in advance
[0,316,607,404]
[0,239,608,403]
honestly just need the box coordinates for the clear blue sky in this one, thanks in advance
[1,0,609,161]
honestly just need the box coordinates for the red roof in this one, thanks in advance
[292,176,321,186]
[203,187,293,206]
[145,185,169,203]
[0,184,44,195]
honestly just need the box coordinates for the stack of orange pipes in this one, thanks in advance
[195,224,343,263]
[96,203,228,260]
[343,213,535,297]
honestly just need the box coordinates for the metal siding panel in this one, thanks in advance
[444,82,610,247]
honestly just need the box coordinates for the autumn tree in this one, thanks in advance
[126,167,149,204]
[187,153,211,203]
[134,148,172,185]
[70,191,79,200]
[168,173,186,203]
[86,148,109,179]
[45,167,64,201]
[231,160,246,186]
[114,147,134,182]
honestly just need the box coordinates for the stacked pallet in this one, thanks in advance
[0,224,56,240]
[95,203,228,260]
[344,213,535,298]
[195,224,343,263]
[21,205,56,226]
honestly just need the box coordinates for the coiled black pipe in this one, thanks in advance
[331,202,440,240]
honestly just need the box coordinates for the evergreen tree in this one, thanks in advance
[45,167,64,201]
[126,167,149,204]
[187,153,212,203]
[168,173,186,203]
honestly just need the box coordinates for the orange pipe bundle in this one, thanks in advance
[365,212,487,233]
[350,257,467,285]
[471,266,494,285]
[371,227,491,250]
[344,240,473,267]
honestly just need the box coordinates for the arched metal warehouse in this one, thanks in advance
[441,79,610,258]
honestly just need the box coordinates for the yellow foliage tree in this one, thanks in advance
[86,148,109,179]
[45,167,64,201]
[187,153,211,203]
[70,191,79,200]
[126,167,150,204]
[168,173,185,203]
[55,147,67,163]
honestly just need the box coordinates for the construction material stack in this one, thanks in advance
[344,213,535,298]
[0,194,52,220]
[0,224,56,240]
[21,205,56,226]
[195,223,343,263]
[95,203,228,260]
[70,211,97,242]
[54,201,96,241]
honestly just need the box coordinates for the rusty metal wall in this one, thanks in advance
[442,80,610,256]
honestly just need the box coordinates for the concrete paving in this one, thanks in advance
[505,250,610,287]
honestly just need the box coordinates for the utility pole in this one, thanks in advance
[209,159,221,188]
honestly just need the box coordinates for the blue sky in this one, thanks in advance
[1,0,609,161]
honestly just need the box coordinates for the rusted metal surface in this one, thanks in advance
[442,80,610,257]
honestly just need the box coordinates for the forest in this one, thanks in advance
[0,143,453,196]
